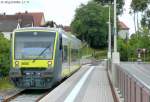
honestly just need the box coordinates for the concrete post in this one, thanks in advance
[112,0,120,88]
[107,5,111,59]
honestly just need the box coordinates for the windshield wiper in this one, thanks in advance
[32,44,51,62]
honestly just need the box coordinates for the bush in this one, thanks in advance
[0,33,10,76]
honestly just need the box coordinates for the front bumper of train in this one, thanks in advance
[11,77,54,89]
[9,68,55,89]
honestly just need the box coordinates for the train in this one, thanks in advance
[9,27,82,89]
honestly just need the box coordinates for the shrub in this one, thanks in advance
[0,33,10,76]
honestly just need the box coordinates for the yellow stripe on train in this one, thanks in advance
[13,60,54,68]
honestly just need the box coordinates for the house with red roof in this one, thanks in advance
[118,21,129,39]
[0,12,45,39]
[16,11,45,26]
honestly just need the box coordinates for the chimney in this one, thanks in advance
[25,11,28,14]
[17,12,21,15]
[3,12,6,16]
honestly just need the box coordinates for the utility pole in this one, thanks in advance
[112,0,120,63]
[107,5,111,59]
[112,0,120,87]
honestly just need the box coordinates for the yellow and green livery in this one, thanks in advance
[9,27,82,89]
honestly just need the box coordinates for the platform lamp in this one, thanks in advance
[107,5,112,59]
[98,0,120,82]
[111,0,120,88]
[112,0,120,64]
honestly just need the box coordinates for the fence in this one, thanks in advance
[114,64,150,102]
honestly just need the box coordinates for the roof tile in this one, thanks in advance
[118,21,129,30]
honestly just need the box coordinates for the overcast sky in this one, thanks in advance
[0,0,135,34]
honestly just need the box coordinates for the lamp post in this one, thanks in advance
[107,5,112,59]
[104,4,111,59]
[112,0,120,64]
[112,0,120,88]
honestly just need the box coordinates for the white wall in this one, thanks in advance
[118,30,129,39]
[41,16,45,25]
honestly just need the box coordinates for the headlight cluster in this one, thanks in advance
[48,61,52,65]
[48,61,52,67]
[24,68,53,77]
[15,61,19,67]
[24,72,34,75]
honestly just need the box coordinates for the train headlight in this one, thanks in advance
[15,61,19,67]
[37,72,41,76]
[25,72,31,75]
[48,61,52,65]
[15,61,19,65]
[48,61,52,67]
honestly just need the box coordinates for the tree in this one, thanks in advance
[0,33,10,76]
[117,37,128,61]
[94,0,125,14]
[117,27,150,61]
[141,10,150,29]
[94,0,113,3]
[71,1,110,49]
[131,0,148,12]
[131,0,149,32]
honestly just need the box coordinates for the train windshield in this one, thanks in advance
[15,31,56,60]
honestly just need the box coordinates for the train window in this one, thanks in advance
[59,34,62,50]
[63,46,68,62]
[71,49,79,61]
[15,31,56,60]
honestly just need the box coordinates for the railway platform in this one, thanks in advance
[39,62,115,102]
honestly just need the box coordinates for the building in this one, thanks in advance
[63,26,71,32]
[0,12,45,39]
[118,21,129,39]
[16,11,45,26]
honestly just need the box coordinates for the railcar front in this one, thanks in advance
[9,28,61,89]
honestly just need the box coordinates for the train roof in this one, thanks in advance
[13,27,60,32]
[13,27,82,49]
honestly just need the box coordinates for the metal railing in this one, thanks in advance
[114,64,150,102]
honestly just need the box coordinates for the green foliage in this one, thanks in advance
[0,33,10,76]
[141,10,150,29]
[117,0,125,14]
[130,0,149,35]
[81,45,94,57]
[71,1,109,49]
[0,77,14,90]
[131,0,148,12]
[117,37,128,61]
[93,0,125,14]
[93,49,107,59]
[129,28,150,49]
[118,28,150,61]
[94,0,113,3]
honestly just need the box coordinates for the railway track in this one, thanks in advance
[2,64,92,102]
[3,76,69,102]
[3,89,49,102]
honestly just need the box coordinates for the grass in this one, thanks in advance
[0,77,15,90]
[81,46,107,59]
[81,46,93,57]
[93,49,107,59]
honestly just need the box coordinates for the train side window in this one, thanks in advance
[59,34,62,50]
